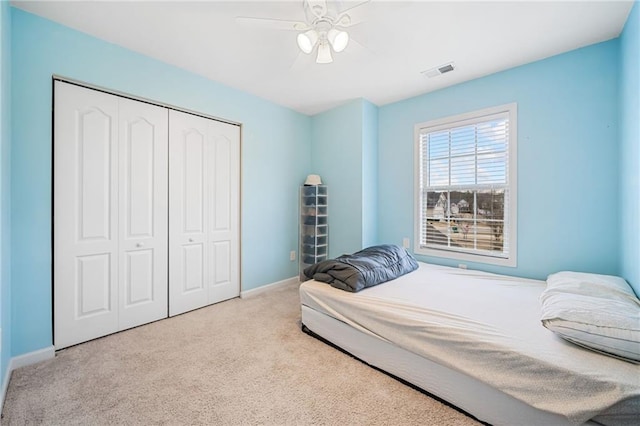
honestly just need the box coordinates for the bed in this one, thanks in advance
[299,262,640,426]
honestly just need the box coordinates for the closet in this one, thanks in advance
[53,81,240,349]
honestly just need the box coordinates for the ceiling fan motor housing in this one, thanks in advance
[305,0,331,20]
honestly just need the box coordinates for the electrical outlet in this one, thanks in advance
[290,250,296,261]
[402,238,410,249]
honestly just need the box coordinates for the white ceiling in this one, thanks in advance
[12,1,634,115]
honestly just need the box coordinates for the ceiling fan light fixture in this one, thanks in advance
[297,29,318,54]
[316,41,333,63]
[327,28,349,53]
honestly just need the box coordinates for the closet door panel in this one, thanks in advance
[169,110,209,316]
[126,120,154,237]
[124,250,154,303]
[211,241,230,294]
[118,98,168,329]
[76,254,113,316]
[54,81,119,349]
[79,111,113,240]
[184,132,205,233]
[183,243,205,292]
[208,121,240,304]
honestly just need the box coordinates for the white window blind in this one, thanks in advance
[414,104,517,266]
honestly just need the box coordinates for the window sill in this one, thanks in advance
[414,246,517,267]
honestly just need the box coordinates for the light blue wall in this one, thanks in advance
[0,0,12,387]
[6,2,637,365]
[378,40,620,280]
[311,100,363,257]
[362,100,379,248]
[10,8,311,356]
[310,98,380,257]
[619,2,640,295]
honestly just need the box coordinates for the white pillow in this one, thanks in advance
[540,271,640,363]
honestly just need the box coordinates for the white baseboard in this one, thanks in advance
[0,359,11,415]
[240,276,299,298]
[10,345,55,370]
[1,345,55,413]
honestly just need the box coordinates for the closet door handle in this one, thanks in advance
[188,238,194,242]
[136,242,144,248]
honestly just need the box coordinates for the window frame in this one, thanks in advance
[413,103,518,267]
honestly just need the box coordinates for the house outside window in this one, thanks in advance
[414,103,517,267]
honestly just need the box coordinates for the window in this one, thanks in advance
[414,103,517,267]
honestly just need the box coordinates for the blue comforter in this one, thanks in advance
[303,244,419,292]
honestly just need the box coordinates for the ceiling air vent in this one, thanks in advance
[421,62,456,78]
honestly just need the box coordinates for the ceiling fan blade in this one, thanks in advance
[235,16,310,31]
[336,0,371,27]
[290,51,313,73]
[347,36,375,56]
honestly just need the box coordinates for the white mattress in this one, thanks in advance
[299,262,640,425]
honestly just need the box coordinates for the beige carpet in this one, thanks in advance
[2,282,480,425]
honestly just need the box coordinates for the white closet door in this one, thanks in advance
[117,98,168,330]
[169,110,210,316]
[169,111,240,316]
[54,82,119,349]
[208,120,240,305]
[55,82,169,349]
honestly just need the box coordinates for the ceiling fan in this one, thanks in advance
[236,0,370,64]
